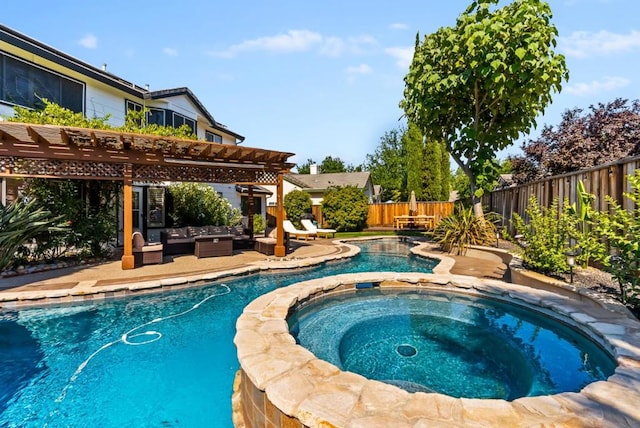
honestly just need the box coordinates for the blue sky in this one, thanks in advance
[2,0,639,167]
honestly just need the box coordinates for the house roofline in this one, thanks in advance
[0,24,245,142]
[0,24,146,97]
[148,88,244,142]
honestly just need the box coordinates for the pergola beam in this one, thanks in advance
[0,122,294,269]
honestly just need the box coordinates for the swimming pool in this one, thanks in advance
[0,239,436,427]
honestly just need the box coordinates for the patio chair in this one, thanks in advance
[301,219,336,239]
[283,220,317,240]
[132,231,164,267]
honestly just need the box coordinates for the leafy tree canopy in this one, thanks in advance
[510,98,640,184]
[296,156,362,174]
[401,0,568,218]
[365,127,407,201]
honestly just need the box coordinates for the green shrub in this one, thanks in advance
[0,198,67,271]
[24,179,119,259]
[253,215,266,234]
[512,196,574,274]
[284,190,312,227]
[168,183,240,226]
[595,170,640,307]
[566,180,608,267]
[321,186,369,232]
[433,204,497,255]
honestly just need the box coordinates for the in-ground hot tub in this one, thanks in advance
[233,273,640,427]
[288,287,616,401]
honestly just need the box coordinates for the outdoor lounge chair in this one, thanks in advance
[132,231,164,267]
[301,219,336,239]
[283,220,317,240]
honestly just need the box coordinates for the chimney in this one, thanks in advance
[102,63,107,71]
[309,163,318,175]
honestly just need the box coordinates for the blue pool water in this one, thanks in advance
[0,239,436,427]
[289,289,616,400]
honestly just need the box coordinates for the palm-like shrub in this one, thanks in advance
[433,205,497,255]
[0,199,66,271]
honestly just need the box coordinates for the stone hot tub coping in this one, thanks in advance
[233,272,640,427]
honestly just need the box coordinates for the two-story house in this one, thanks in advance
[0,24,270,243]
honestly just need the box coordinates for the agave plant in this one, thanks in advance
[0,199,66,272]
[433,205,497,256]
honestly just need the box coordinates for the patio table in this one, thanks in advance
[194,234,234,258]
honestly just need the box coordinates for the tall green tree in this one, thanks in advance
[401,0,568,219]
[422,139,444,201]
[319,156,347,173]
[404,122,425,199]
[365,128,407,201]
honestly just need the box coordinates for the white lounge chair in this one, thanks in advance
[283,220,317,240]
[301,219,336,239]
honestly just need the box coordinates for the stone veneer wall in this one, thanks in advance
[233,271,640,427]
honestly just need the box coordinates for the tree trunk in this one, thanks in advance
[450,152,485,220]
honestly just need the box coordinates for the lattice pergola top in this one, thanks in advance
[0,122,295,184]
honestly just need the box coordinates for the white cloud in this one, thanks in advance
[560,30,640,58]
[346,64,372,74]
[385,46,414,69]
[320,36,346,57]
[565,76,630,96]
[390,23,408,30]
[163,47,178,56]
[210,30,377,58]
[78,34,97,49]
[211,30,322,58]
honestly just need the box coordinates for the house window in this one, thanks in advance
[147,187,165,228]
[172,112,195,134]
[205,131,222,143]
[147,108,165,126]
[126,100,142,112]
[0,53,84,112]
[125,100,143,125]
[241,196,263,216]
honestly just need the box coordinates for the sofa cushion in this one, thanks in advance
[164,228,188,239]
[187,226,210,237]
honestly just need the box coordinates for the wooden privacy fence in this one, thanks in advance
[485,155,640,231]
[267,201,454,228]
[367,202,454,228]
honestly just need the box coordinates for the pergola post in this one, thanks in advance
[275,171,286,257]
[247,185,255,240]
[121,164,135,269]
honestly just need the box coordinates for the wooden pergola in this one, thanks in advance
[0,121,294,268]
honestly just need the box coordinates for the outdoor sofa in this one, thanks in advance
[160,225,251,255]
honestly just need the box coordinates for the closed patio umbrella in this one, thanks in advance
[409,190,418,216]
